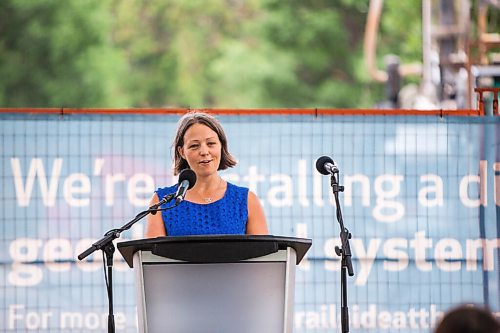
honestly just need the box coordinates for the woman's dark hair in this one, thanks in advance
[172,111,237,175]
[434,305,499,333]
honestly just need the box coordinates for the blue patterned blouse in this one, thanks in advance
[155,182,249,236]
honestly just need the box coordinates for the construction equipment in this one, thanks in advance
[364,0,500,111]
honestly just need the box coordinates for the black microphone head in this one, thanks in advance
[316,156,335,175]
[178,169,197,189]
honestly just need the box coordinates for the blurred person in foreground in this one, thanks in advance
[434,304,499,333]
[146,111,268,237]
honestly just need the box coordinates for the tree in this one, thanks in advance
[111,0,379,108]
[210,0,376,108]
[0,0,129,107]
[0,0,427,108]
[110,0,262,107]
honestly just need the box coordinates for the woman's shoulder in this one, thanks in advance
[226,181,248,192]
[225,182,249,201]
[155,184,178,197]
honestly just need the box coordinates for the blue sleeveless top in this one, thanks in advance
[155,182,249,236]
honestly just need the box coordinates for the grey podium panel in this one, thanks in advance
[142,261,286,333]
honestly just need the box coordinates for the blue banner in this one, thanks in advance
[0,113,498,332]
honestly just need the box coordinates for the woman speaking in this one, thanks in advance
[145,111,268,237]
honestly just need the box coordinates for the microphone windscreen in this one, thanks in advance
[315,156,334,175]
[178,169,197,189]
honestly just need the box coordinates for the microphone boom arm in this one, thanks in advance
[77,192,176,333]
[77,193,175,261]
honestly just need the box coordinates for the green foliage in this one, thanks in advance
[210,0,372,107]
[0,0,129,107]
[110,0,270,108]
[0,0,426,108]
[379,1,422,63]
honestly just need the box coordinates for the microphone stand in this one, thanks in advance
[330,169,355,333]
[77,193,176,333]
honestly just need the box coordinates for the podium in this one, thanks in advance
[118,235,311,333]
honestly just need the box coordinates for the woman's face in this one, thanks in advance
[178,123,222,177]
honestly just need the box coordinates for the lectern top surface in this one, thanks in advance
[117,235,312,268]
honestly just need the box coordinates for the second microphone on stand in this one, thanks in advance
[316,156,339,175]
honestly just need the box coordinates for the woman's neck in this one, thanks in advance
[193,173,221,192]
[187,173,226,204]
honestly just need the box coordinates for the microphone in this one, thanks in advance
[175,169,197,204]
[316,156,339,175]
